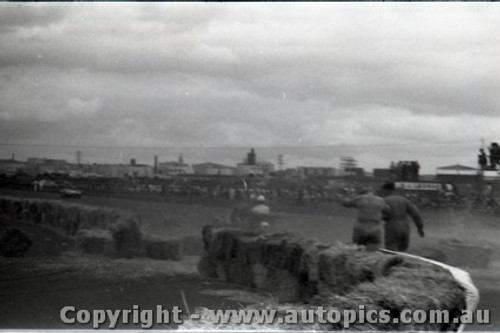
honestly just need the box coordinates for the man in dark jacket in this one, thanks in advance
[342,187,390,251]
[382,182,424,251]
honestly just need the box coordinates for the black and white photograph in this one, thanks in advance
[0,2,499,331]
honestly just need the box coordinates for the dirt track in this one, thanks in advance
[0,256,254,329]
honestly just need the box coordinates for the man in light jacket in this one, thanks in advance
[342,186,390,251]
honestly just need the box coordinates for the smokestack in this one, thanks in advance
[130,158,136,166]
[11,153,15,160]
[154,155,158,174]
[247,148,256,165]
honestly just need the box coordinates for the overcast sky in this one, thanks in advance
[1,3,499,173]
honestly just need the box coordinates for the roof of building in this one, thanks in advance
[95,163,152,168]
[437,164,477,171]
[193,162,234,169]
[27,158,67,164]
[0,159,25,164]
[159,161,190,167]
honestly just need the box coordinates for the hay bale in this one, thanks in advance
[19,200,31,221]
[181,235,204,255]
[79,206,105,230]
[75,229,114,256]
[0,228,32,257]
[142,236,183,261]
[46,203,62,230]
[0,197,149,259]
[39,201,54,227]
[267,268,300,302]
[225,258,254,287]
[208,228,257,261]
[251,263,268,289]
[8,200,23,219]
[344,262,465,331]
[108,217,142,258]
[198,254,217,277]
[61,205,82,236]
[317,245,360,294]
[197,225,470,331]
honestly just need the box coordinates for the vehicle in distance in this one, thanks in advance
[60,188,82,198]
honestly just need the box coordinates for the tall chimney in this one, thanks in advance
[154,155,158,173]
[247,148,256,165]
[130,158,136,166]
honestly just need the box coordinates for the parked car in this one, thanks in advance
[60,188,82,198]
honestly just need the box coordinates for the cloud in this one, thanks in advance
[63,98,102,118]
[0,3,499,172]
[0,4,68,32]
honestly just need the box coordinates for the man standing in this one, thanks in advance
[478,149,488,170]
[382,182,424,252]
[342,187,389,251]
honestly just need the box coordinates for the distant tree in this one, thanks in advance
[389,161,420,181]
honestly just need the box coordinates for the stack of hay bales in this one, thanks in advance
[0,196,193,261]
[199,228,334,302]
[0,196,145,259]
[75,229,114,256]
[198,226,467,331]
[142,236,183,261]
[107,216,142,258]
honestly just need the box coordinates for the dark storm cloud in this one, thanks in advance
[0,4,67,32]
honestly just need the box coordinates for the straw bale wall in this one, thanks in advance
[0,196,167,259]
[198,227,468,330]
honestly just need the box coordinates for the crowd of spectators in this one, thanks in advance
[1,172,498,215]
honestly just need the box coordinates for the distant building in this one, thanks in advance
[158,155,193,176]
[236,163,274,177]
[297,166,337,178]
[193,162,235,176]
[236,148,275,176]
[92,159,154,178]
[27,157,66,164]
[0,158,26,175]
[26,157,73,175]
[436,164,479,183]
[390,161,420,181]
[272,167,300,179]
[483,169,500,181]
[373,168,394,181]
[344,167,365,178]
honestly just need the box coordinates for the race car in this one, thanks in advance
[60,188,82,198]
